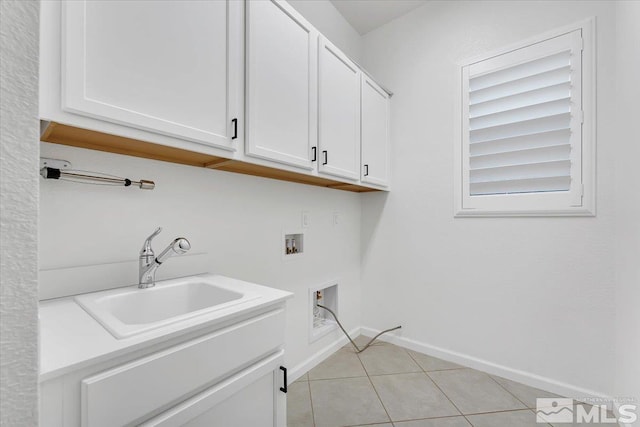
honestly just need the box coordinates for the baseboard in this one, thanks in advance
[359,326,616,408]
[288,327,360,384]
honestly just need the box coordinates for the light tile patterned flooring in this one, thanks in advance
[287,336,612,427]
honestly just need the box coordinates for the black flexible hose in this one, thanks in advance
[317,304,402,354]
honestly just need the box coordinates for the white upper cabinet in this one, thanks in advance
[61,0,242,150]
[246,0,318,170]
[361,76,390,187]
[41,0,391,191]
[317,37,361,181]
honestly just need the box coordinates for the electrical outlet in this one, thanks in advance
[301,211,310,228]
[333,212,340,226]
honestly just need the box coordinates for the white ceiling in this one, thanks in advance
[330,0,428,35]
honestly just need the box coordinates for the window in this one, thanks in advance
[454,20,595,217]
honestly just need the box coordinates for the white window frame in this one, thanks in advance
[454,18,596,217]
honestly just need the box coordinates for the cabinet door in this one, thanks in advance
[141,351,285,427]
[318,37,361,180]
[62,0,242,150]
[246,0,318,170]
[361,76,390,187]
[81,309,285,427]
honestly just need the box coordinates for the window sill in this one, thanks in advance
[454,206,596,218]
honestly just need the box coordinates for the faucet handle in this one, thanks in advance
[141,227,162,255]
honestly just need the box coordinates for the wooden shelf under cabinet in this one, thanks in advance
[40,122,379,193]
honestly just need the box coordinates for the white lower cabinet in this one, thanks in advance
[40,307,287,427]
[143,351,285,427]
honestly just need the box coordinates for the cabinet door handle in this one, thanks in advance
[322,151,328,165]
[231,118,238,140]
[311,146,317,162]
[279,366,287,393]
[364,164,369,176]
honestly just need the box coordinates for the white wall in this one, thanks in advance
[39,142,362,372]
[0,0,40,425]
[288,0,363,62]
[614,0,640,420]
[361,0,618,397]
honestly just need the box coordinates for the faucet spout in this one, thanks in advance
[156,238,191,263]
[138,230,191,289]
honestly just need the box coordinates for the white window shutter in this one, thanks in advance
[455,22,594,217]
[466,30,582,197]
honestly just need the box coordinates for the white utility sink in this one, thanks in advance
[75,275,261,339]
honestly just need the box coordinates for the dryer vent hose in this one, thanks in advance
[317,304,401,354]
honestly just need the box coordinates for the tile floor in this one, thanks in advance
[287,337,612,427]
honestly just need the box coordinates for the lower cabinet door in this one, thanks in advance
[141,350,286,427]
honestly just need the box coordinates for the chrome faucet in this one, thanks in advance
[139,227,191,289]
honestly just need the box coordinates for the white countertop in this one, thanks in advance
[39,274,292,382]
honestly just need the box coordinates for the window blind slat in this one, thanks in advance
[470,160,571,184]
[470,176,571,195]
[470,113,571,144]
[470,98,571,131]
[469,50,571,91]
[470,144,571,169]
[469,129,571,156]
[469,82,571,118]
[470,66,571,105]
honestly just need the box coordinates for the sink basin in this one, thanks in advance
[75,276,261,339]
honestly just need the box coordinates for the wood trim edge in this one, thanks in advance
[40,122,382,193]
